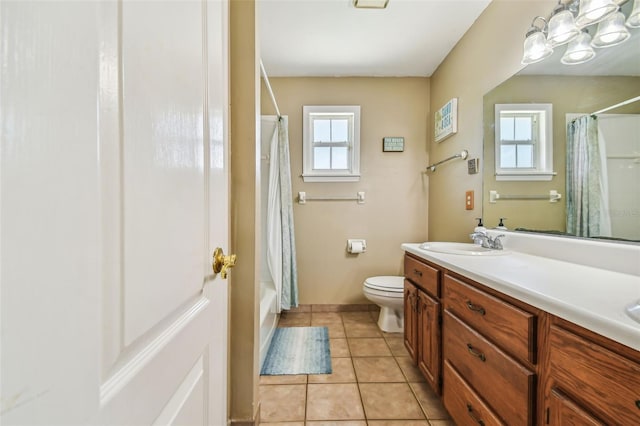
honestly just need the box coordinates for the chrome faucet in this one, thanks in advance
[469,232,505,250]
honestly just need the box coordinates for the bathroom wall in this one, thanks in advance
[428,0,557,242]
[261,77,430,304]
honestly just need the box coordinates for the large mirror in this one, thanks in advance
[483,2,640,242]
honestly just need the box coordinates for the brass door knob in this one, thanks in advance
[212,247,237,279]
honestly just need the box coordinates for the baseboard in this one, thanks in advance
[230,402,259,426]
[285,303,377,313]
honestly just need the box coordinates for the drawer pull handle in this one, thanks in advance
[466,300,486,316]
[467,343,486,362]
[466,403,485,426]
[413,269,423,277]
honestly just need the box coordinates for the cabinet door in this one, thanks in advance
[548,389,604,426]
[404,280,418,362]
[418,290,441,395]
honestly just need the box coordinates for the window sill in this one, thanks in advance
[495,171,556,181]
[302,174,361,183]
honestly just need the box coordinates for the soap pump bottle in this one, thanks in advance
[496,217,508,230]
[474,218,486,233]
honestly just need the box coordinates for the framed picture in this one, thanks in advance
[382,136,404,152]
[434,98,458,143]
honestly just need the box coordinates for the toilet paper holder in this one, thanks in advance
[347,239,367,254]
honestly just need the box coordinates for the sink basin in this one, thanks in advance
[625,300,640,324]
[419,242,511,256]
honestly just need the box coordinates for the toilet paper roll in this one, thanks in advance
[349,241,365,254]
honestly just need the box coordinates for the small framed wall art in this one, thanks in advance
[434,98,458,143]
[382,136,404,152]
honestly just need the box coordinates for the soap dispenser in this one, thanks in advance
[474,218,486,233]
[496,217,508,230]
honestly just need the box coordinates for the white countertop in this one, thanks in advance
[402,242,640,351]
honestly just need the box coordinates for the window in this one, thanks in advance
[302,105,360,182]
[495,103,554,181]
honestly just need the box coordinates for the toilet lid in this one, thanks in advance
[364,276,404,292]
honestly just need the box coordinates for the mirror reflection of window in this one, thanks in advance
[494,103,554,181]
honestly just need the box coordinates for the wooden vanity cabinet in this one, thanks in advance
[442,273,538,426]
[542,317,640,425]
[404,254,442,395]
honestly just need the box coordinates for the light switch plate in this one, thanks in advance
[465,190,474,210]
[468,158,479,174]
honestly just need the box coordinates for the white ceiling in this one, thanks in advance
[259,0,492,77]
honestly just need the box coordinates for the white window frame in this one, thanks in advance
[302,105,361,182]
[494,103,555,181]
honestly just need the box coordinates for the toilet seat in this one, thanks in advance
[363,276,404,293]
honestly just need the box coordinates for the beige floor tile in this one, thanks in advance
[348,338,391,357]
[330,338,350,357]
[341,311,376,324]
[427,421,456,426]
[308,358,356,384]
[323,323,346,339]
[385,337,410,357]
[352,357,405,383]
[367,421,430,426]
[311,312,343,324]
[278,313,311,327]
[395,357,426,383]
[306,383,365,421]
[409,382,450,420]
[259,384,306,422]
[260,374,308,385]
[359,383,425,420]
[306,421,367,426]
[344,322,382,338]
[260,423,305,426]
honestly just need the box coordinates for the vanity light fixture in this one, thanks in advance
[353,0,389,9]
[575,0,619,28]
[592,11,631,46]
[561,30,597,63]
[521,17,554,64]
[548,1,581,46]
[627,0,640,27]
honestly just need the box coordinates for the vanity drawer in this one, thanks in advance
[548,325,640,425]
[444,311,535,426]
[443,360,504,426]
[444,274,536,364]
[404,254,440,297]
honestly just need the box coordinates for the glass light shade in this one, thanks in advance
[592,12,630,47]
[561,31,596,64]
[627,0,640,28]
[522,30,553,64]
[575,0,619,28]
[548,9,580,46]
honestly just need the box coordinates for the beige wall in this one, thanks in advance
[261,78,430,304]
[428,0,556,242]
[483,75,640,232]
[229,0,260,423]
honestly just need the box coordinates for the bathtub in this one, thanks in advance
[259,280,279,370]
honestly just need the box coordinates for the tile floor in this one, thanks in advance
[259,309,455,426]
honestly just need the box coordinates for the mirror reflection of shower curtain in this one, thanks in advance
[267,117,299,311]
[566,115,611,237]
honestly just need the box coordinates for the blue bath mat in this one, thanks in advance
[260,326,332,375]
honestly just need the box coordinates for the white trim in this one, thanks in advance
[303,105,361,183]
[494,103,554,181]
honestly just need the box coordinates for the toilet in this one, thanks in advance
[363,276,405,333]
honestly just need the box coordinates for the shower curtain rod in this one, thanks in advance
[260,60,281,118]
[592,95,640,115]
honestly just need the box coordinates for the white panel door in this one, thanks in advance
[0,1,230,424]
